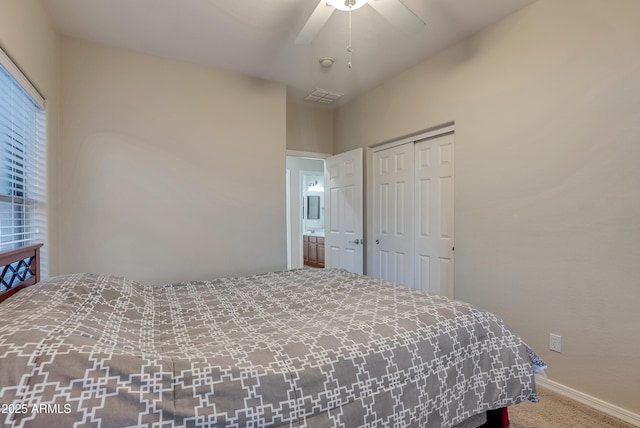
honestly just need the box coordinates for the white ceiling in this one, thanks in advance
[41,0,537,107]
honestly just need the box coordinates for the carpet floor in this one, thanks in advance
[508,386,638,428]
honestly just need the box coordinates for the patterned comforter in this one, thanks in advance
[0,269,543,427]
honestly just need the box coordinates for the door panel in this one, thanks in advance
[324,148,363,274]
[372,143,414,286]
[415,133,454,297]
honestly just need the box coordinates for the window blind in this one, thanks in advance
[0,49,47,277]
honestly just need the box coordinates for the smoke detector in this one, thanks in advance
[319,57,335,68]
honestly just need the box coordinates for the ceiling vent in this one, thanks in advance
[304,88,343,104]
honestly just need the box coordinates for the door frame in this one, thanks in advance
[366,124,455,283]
[285,150,330,270]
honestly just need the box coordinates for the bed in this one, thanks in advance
[0,244,545,427]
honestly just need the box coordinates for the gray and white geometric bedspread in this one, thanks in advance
[0,269,543,427]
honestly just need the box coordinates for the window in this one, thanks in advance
[0,49,47,275]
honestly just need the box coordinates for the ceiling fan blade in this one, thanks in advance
[368,0,425,34]
[295,1,336,44]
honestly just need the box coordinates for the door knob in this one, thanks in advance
[349,239,362,245]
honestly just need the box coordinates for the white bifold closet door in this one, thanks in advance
[373,132,454,297]
[373,142,415,286]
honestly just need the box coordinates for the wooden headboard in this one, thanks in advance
[0,243,43,303]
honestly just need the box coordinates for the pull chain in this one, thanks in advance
[347,8,353,69]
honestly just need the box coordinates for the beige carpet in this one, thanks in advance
[508,386,638,428]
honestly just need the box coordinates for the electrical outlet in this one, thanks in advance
[549,333,562,353]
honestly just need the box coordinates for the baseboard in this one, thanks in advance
[535,375,640,427]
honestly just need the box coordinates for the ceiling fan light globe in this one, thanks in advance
[326,0,368,12]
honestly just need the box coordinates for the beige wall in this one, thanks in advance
[335,0,640,415]
[59,38,287,284]
[0,0,60,275]
[0,0,60,276]
[286,100,333,154]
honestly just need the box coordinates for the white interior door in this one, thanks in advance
[373,143,414,286]
[414,133,455,297]
[324,148,363,274]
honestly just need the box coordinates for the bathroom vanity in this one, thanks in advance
[303,234,325,268]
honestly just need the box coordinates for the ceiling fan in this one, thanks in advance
[295,0,425,45]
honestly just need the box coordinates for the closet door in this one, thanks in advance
[414,133,454,297]
[372,143,414,286]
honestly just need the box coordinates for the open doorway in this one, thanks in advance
[286,153,328,269]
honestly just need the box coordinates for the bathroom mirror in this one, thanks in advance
[307,196,320,220]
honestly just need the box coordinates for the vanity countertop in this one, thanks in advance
[304,230,325,237]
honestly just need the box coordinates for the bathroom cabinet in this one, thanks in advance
[303,235,325,268]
